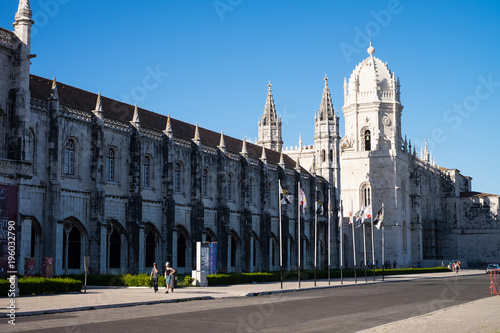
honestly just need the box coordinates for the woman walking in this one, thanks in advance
[164,262,176,293]
[150,263,160,293]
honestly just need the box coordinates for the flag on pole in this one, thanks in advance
[373,204,385,230]
[299,187,307,214]
[316,199,324,215]
[338,204,343,227]
[362,204,372,223]
[279,183,293,205]
[354,209,363,228]
[349,200,354,225]
[328,199,334,217]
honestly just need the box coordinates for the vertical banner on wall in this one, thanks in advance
[24,257,36,277]
[209,242,217,275]
[0,185,18,277]
[42,257,54,278]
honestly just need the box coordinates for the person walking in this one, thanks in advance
[164,262,176,293]
[150,263,160,293]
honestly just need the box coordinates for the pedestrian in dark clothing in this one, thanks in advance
[150,263,160,293]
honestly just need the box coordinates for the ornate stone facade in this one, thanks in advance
[1,2,498,277]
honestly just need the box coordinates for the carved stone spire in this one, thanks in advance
[163,114,173,138]
[295,157,301,173]
[257,81,282,151]
[424,138,430,162]
[15,0,32,21]
[260,145,267,163]
[93,92,104,122]
[241,137,248,158]
[49,77,58,100]
[279,151,285,169]
[193,123,201,145]
[218,131,226,154]
[48,76,59,113]
[318,74,334,120]
[130,104,141,129]
[299,133,303,150]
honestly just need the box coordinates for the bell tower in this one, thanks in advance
[342,43,403,153]
[314,75,340,191]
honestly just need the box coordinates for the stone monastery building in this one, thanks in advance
[1,1,498,276]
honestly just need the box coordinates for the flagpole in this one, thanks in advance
[351,199,357,283]
[279,179,283,289]
[382,203,385,281]
[371,195,375,282]
[298,181,301,289]
[314,184,317,287]
[371,212,375,281]
[328,189,331,285]
[340,199,343,285]
[363,220,367,282]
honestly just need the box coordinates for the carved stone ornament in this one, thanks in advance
[383,117,391,126]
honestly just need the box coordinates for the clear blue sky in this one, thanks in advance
[2,0,499,195]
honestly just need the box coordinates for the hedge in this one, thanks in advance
[0,277,82,296]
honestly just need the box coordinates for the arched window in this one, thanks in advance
[364,130,371,151]
[174,162,181,192]
[322,149,326,162]
[227,174,232,201]
[143,156,150,187]
[202,168,208,197]
[361,183,371,207]
[64,139,75,175]
[106,148,115,181]
[329,149,333,162]
[109,229,121,268]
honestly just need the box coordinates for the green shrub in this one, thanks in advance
[184,275,195,286]
[0,277,82,296]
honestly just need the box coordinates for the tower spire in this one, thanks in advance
[318,74,334,120]
[257,81,283,151]
[15,0,32,21]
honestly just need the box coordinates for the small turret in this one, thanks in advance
[130,104,141,129]
[218,131,226,154]
[240,137,248,159]
[163,114,173,138]
[92,92,104,123]
[193,123,201,145]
